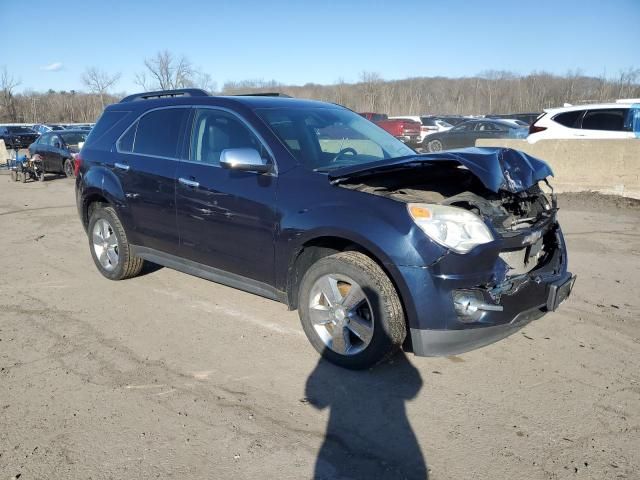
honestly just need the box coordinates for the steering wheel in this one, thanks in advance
[331,147,358,162]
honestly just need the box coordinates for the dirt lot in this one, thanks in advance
[1,172,638,480]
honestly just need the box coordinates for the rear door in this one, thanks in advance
[175,107,278,284]
[578,108,634,139]
[113,106,190,254]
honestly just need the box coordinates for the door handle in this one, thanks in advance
[179,177,199,188]
[115,162,130,171]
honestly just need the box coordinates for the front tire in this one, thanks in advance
[298,251,406,369]
[88,205,143,280]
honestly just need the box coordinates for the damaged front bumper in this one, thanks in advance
[397,220,575,357]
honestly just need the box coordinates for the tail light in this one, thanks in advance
[528,124,547,135]
[73,152,83,176]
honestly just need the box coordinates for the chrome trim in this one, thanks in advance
[178,177,199,188]
[114,162,130,171]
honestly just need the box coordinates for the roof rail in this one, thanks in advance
[120,88,209,103]
[233,92,292,98]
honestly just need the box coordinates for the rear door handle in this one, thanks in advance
[179,177,199,188]
[114,162,130,171]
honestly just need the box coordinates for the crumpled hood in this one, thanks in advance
[328,147,554,193]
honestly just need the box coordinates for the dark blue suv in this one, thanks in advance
[76,89,575,369]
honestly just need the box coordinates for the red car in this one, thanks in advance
[359,112,421,146]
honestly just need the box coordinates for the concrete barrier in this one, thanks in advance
[475,139,640,199]
[0,139,8,165]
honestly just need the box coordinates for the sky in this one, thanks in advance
[1,0,638,94]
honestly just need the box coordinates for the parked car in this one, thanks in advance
[389,116,453,144]
[486,113,541,125]
[28,129,88,177]
[76,89,574,369]
[359,112,421,146]
[0,125,39,149]
[33,124,67,135]
[428,115,470,126]
[423,119,528,152]
[527,101,640,143]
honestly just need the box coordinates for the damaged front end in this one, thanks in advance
[331,147,575,356]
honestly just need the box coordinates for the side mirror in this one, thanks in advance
[220,148,271,174]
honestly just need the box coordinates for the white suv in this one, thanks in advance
[527,100,640,143]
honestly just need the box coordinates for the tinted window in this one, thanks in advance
[582,108,629,131]
[475,122,500,131]
[134,108,188,158]
[38,134,51,144]
[84,110,129,147]
[190,109,268,166]
[452,122,474,132]
[553,110,583,128]
[420,118,437,126]
[60,132,88,146]
[118,122,136,153]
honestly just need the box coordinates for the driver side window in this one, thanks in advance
[190,109,268,166]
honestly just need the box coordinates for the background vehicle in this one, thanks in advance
[33,124,67,135]
[29,129,87,177]
[359,112,421,146]
[424,118,528,152]
[0,125,39,149]
[76,89,572,370]
[389,116,453,144]
[486,113,541,125]
[527,101,640,143]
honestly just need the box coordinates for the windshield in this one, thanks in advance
[7,126,35,134]
[256,107,414,171]
[61,132,88,145]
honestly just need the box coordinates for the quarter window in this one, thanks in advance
[132,108,189,158]
[189,109,268,166]
[553,110,584,128]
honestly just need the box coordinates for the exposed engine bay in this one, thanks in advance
[339,163,556,233]
[338,162,561,281]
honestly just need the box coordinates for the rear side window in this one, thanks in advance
[133,108,189,158]
[553,110,583,128]
[582,108,629,131]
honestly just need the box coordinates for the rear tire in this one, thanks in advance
[298,251,406,369]
[88,205,144,280]
[63,158,74,178]
[427,139,443,152]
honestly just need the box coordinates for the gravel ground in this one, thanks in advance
[0,172,638,479]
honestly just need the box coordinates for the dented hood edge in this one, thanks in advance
[328,147,554,193]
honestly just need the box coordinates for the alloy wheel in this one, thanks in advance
[308,273,374,355]
[92,218,119,271]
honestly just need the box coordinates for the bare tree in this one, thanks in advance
[1,66,21,122]
[137,50,195,90]
[82,67,121,108]
[359,71,384,111]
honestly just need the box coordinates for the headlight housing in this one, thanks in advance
[407,203,494,254]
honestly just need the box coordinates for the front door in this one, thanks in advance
[175,108,278,285]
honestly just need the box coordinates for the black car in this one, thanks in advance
[423,119,528,152]
[0,125,39,149]
[486,113,541,126]
[75,88,574,370]
[28,129,88,177]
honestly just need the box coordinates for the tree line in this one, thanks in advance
[1,51,638,123]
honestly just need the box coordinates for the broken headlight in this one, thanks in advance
[407,203,494,254]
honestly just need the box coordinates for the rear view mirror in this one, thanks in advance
[220,148,271,174]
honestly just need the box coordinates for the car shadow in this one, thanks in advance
[138,261,164,277]
[305,352,427,479]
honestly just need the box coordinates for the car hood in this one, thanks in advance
[327,147,554,193]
